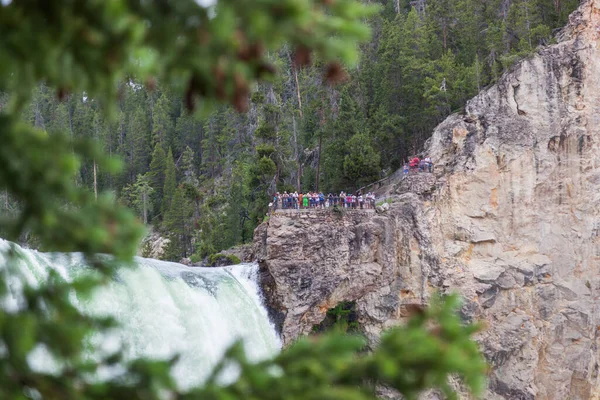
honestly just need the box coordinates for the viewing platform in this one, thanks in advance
[270,208,377,216]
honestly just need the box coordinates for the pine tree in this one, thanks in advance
[129,106,152,180]
[162,147,177,215]
[181,145,198,186]
[152,93,174,148]
[343,133,381,190]
[226,163,249,246]
[149,143,167,218]
[163,186,193,260]
[133,173,154,224]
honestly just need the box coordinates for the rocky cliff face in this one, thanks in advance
[254,1,600,399]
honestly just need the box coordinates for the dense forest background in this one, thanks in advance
[1,0,579,261]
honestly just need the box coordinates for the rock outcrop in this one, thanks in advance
[220,243,254,263]
[254,1,600,399]
[139,230,170,259]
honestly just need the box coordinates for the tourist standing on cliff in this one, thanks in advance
[369,192,376,208]
[302,193,308,209]
[410,156,420,172]
[424,156,433,172]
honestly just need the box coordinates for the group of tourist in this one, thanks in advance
[404,156,433,174]
[270,191,377,211]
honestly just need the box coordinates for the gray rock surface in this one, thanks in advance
[139,230,169,259]
[221,243,254,263]
[254,1,600,399]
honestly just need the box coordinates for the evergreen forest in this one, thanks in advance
[1,0,580,262]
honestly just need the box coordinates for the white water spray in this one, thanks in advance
[0,240,281,389]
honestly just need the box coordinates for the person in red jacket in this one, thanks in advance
[409,157,420,172]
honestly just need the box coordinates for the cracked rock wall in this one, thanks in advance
[254,1,600,398]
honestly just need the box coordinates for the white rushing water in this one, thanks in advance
[0,240,281,389]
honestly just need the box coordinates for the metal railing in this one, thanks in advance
[269,197,377,213]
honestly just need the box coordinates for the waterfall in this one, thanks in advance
[0,240,281,389]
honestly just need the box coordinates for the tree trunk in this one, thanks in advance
[180,205,187,258]
[502,0,511,20]
[292,113,301,192]
[525,1,532,48]
[297,163,303,192]
[67,94,75,154]
[34,101,45,130]
[315,133,322,193]
[93,160,98,201]
[142,190,148,224]
[475,54,481,92]
[293,67,303,118]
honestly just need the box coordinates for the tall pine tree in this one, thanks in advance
[163,186,194,260]
[149,142,167,219]
[162,147,177,215]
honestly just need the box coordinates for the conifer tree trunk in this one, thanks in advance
[142,190,148,224]
[525,1,532,48]
[315,134,322,192]
[290,59,303,118]
[93,160,98,201]
[67,94,75,155]
[293,114,301,192]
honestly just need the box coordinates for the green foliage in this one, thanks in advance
[163,186,194,260]
[0,115,143,258]
[181,145,198,186]
[206,253,242,267]
[184,294,486,400]
[256,144,276,159]
[162,148,177,214]
[312,301,360,335]
[129,106,152,179]
[376,198,393,207]
[149,142,167,218]
[343,134,381,190]
[121,173,154,224]
[257,156,277,177]
[152,93,174,147]
[255,123,277,141]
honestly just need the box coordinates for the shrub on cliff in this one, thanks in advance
[206,253,242,267]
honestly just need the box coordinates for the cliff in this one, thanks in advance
[254,1,600,399]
